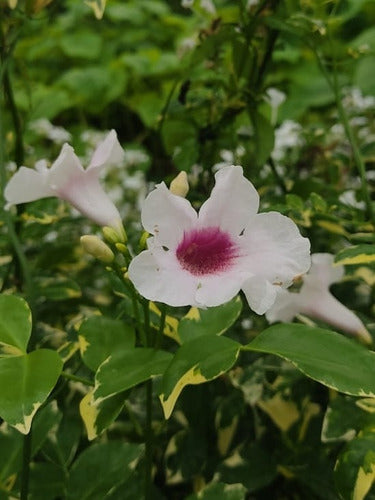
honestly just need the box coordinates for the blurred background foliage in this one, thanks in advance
[2,0,375,499]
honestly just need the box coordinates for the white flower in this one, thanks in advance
[272,120,304,162]
[30,118,72,144]
[265,88,286,125]
[128,166,310,312]
[4,130,124,233]
[266,253,372,344]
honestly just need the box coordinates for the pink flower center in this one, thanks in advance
[176,227,238,276]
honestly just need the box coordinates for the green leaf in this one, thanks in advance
[66,442,144,500]
[60,32,102,60]
[354,56,375,96]
[245,324,375,398]
[178,296,242,344]
[28,462,66,500]
[93,348,173,404]
[160,335,241,419]
[34,277,81,301]
[186,482,247,500]
[335,245,375,266]
[0,294,31,355]
[80,390,127,441]
[0,350,63,434]
[79,316,135,371]
[334,430,375,500]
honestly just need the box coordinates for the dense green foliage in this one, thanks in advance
[2,0,375,499]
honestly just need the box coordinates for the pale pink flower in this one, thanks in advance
[266,253,372,344]
[4,130,124,233]
[128,166,310,312]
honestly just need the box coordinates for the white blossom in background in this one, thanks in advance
[265,88,286,125]
[129,165,310,312]
[246,0,259,8]
[181,0,193,7]
[266,253,372,344]
[212,147,245,172]
[343,87,375,112]
[30,118,71,144]
[5,130,125,234]
[200,0,216,14]
[339,190,366,210]
[272,120,304,162]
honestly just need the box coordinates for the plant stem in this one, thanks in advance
[20,428,32,500]
[144,378,153,500]
[154,304,166,350]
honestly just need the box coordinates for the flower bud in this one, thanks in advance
[102,225,127,244]
[169,171,189,198]
[80,235,114,264]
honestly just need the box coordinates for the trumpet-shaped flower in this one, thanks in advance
[128,166,310,312]
[266,253,372,344]
[4,130,124,233]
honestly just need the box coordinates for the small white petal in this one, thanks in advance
[4,167,53,204]
[265,288,302,323]
[242,277,278,315]
[88,130,125,171]
[48,144,84,190]
[128,249,199,307]
[303,253,343,289]
[199,166,259,236]
[141,183,197,249]
[57,173,122,228]
[242,212,311,286]
[195,270,245,307]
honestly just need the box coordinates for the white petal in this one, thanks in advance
[128,248,199,307]
[242,277,278,315]
[141,183,197,249]
[198,165,259,236]
[88,130,125,171]
[300,290,367,337]
[303,253,343,289]
[194,270,245,307]
[57,173,122,228]
[265,288,302,323]
[242,212,311,287]
[47,144,84,190]
[4,167,53,204]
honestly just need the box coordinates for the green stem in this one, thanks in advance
[20,428,32,500]
[60,371,94,386]
[154,303,166,350]
[3,67,24,166]
[144,378,153,500]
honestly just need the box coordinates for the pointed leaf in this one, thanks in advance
[245,324,375,398]
[79,316,135,371]
[0,294,31,355]
[335,245,375,266]
[160,335,241,419]
[0,350,63,434]
[93,348,172,404]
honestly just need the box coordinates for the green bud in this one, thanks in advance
[80,235,114,264]
[103,225,127,244]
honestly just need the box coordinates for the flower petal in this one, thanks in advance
[194,271,244,307]
[128,248,199,307]
[265,288,302,323]
[198,165,259,236]
[242,212,311,287]
[242,276,278,315]
[88,130,124,171]
[303,253,343,289]
[57,173,122,228]
[4,167,53,204]
[47,144,84,190]
[141,183,197,249]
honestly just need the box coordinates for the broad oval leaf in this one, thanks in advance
[0,294,31,355]
[0,350,63,434]
[160,335,242,419]
[93,348,173,404]
[245,324,375,398]
[79,316,135,371]
[178,296,242,344]
[66,441,144,500]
